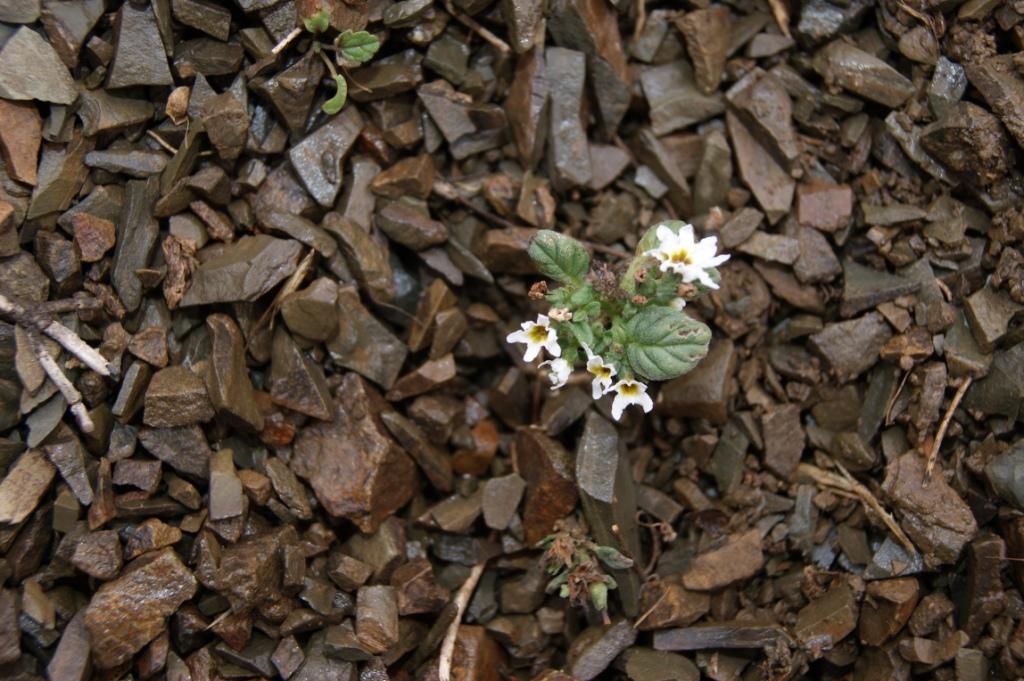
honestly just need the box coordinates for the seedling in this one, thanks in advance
[301,9,381,115]
[508,221,729,420]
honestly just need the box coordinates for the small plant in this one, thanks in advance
[507,221,729,420]
[301,9,381,115]
[538,518,634,621]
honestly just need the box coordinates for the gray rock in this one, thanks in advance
[0,27,77,104]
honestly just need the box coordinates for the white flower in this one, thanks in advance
[539,358,571,390]
[581,342,617,399]
[669,297,686,311]
[506,314,561,362]
[643,223,729,289]
[606,379,654,421]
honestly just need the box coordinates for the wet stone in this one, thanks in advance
[682,529,764,591]
[85,547,198,669]
[676,7,730,94]
[292,374,416,533]
[813,40,915,108]
[107,3,173,88]
[928,57,967,118]
[289,107,364,208]
[882,452,978,567]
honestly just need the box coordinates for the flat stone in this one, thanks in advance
[620,648,699,681]
[29,131,93,220]
[386,353,457,401]
[985,441,1024,511]
[369,154,435,200]
[964,56,1024,150]
[727,111,793,224]
[794,581,858,649]
[640,61,724,136]
[123,517,182,559]
[928,56,967,118]
[682,529,763,590]
[796,182,853,232]
[270,327,333,420]
[327,286,408,390]
[653,622,790,651]
[71,530,122,580]
[71,213,116,262]
[735,232,800,264]
[281,278,338,342]
[143,365,215,428]
[111,177,160,312]
[206,314,263,432]
[840,259,920,318]
[292,373,416,533]
[380,410,454,492]
[507,47,548,167]
[882,452,978,568]
[859,577,919,646]
[0,449,55,525]
[251,52,324,134]
[289,107,364,207]
[107,3,173,88]
[636,579,710,630]
[265,457,312,520]
[568,620,638,681]
[513,428,578,544]
[964,285,1022,352]
[0,99,40,185]
[356,586,399,653]
[809,312,893,381]
[762,404,804,479]
[172,0,231,40]
[47,608,90,681]
[794,226,842,284]
[675,7,730,94]
[85,548,198,669]
[482,473,526,530]
[209,449,244,521]
[958,534,1006,640]
[43,426,92,505]
[0,26,77,104]
[181,235,302,306]
[138,425,212,479]
[546,46,592,190]
[376,201,448,251]
[112,458,162,494]
[658,339,736,424]
[813,40,915,108]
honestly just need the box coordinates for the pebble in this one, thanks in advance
[270,327,332,421]
[0,99,41,185]
[675,8,730,94]
[796,181,853,232]
[568,620,638,681]
[546,47,592,190]
[809,312,893,381]
[859,577,919,646]
[513,428,578,543]
[289,107,364,207]
[0,449,55,525]
[71,530,123,580]
[182,234,302,306]
[794,581,858,650]
[206,314,264,432]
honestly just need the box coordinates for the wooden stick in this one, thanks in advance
[767,0,791,38]
[438,562,486,681]
[925,376,973,482]
[797,461,916,555]
[28,330,94,433]
[0,293,113,377]
[271,26,303,56]
[443,0,510,54]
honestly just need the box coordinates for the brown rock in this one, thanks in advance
[370,155,435,199]
[450,625,505,681]
[657,339,736,424]
[292,373,416,532]
[794,581,859,650]
[356,585,399,653]
[0,99,40,185]
[71,530,123,580]
[85,548,198,669]
[728,110,793,224]
[881,452,978,567]
[762,404,804,479]
[205,314,264,432]
[636,579,711,630]
[675,7,730,94]
[71,212,116,262]
[0,449,55,524]
[123,518,183,559]
[859,578,919,646]
[144,366,215,427]
[681,529,763,590]
[796,182,853,232]
[209,449,244,521]
[386,353,457,401]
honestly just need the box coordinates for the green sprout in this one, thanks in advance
[299,11,381,115]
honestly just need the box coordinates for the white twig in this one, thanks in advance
[28,330,94,434]
[272,27,303,55]
[0,293,113,377]
[438,562,486,681]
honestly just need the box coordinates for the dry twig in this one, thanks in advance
[925,376,973,482]
[27,330,93,433]
[0,293,113,377]
[767,0,792,37]
[438,561,486,681]
[442,0,511,54]
[797,461,916,555]
[271,26,303,55]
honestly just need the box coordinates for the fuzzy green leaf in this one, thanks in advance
[622,306,712,381]
[338,30,381,63]
[593,545,634,570]
[528,230,590,285]
[588,582,608,612]
[303,9,330,33]
[322,75,348,115]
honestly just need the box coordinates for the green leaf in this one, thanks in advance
[546,572,568,593]
[322,75,348,115]
[303,8,330,33]
[593,545,634,570]
[528,230,590,285]
[338,30,381,63]
[588,582,608,612]
[574,300,601,323]
[622,306,712,381]
[568,321,595,348]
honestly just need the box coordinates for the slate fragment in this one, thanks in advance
[507,47,548,167]
[369,154,435,200]
[964,56,1024,149]
[270,326,333,420]
[568,620,638,681]
[727,111,793,224]
[327,286,408,390]
[653,622,790,651]
[796,181,853,232]
[641,61,724,136]
[181,235,302,307]
[376,201,448,251]
[882,452,978,567]
[681,529,763,590]
[251,52,324,134]
[762,404,804,479]
[809,312,893,381]
[859,578,919,646]
[291,373,416,533]
[813,40,915,108]
[107,3,174,88]
[513,428,578,543]
[726,69,800,171]
[546,47,592,191]
[0,100,41,185]
[676,7,730,94]
[658,339,735,423]
[85,548,198,669]
[206,314,264,432]
[203,92,249,162]
[289,107,364,208]
[0,26,77,104]
[0,449,55,525]
[794,581,858,650]
[840,259,919,318]
[964,285,1022,352]
[380,410,454,492]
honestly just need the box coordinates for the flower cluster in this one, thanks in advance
[507,222,728,421]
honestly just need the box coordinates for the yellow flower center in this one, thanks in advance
[527,325,549,343]
[669,248,693,265]
[592,365,612,380]
[618,382,640,396]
